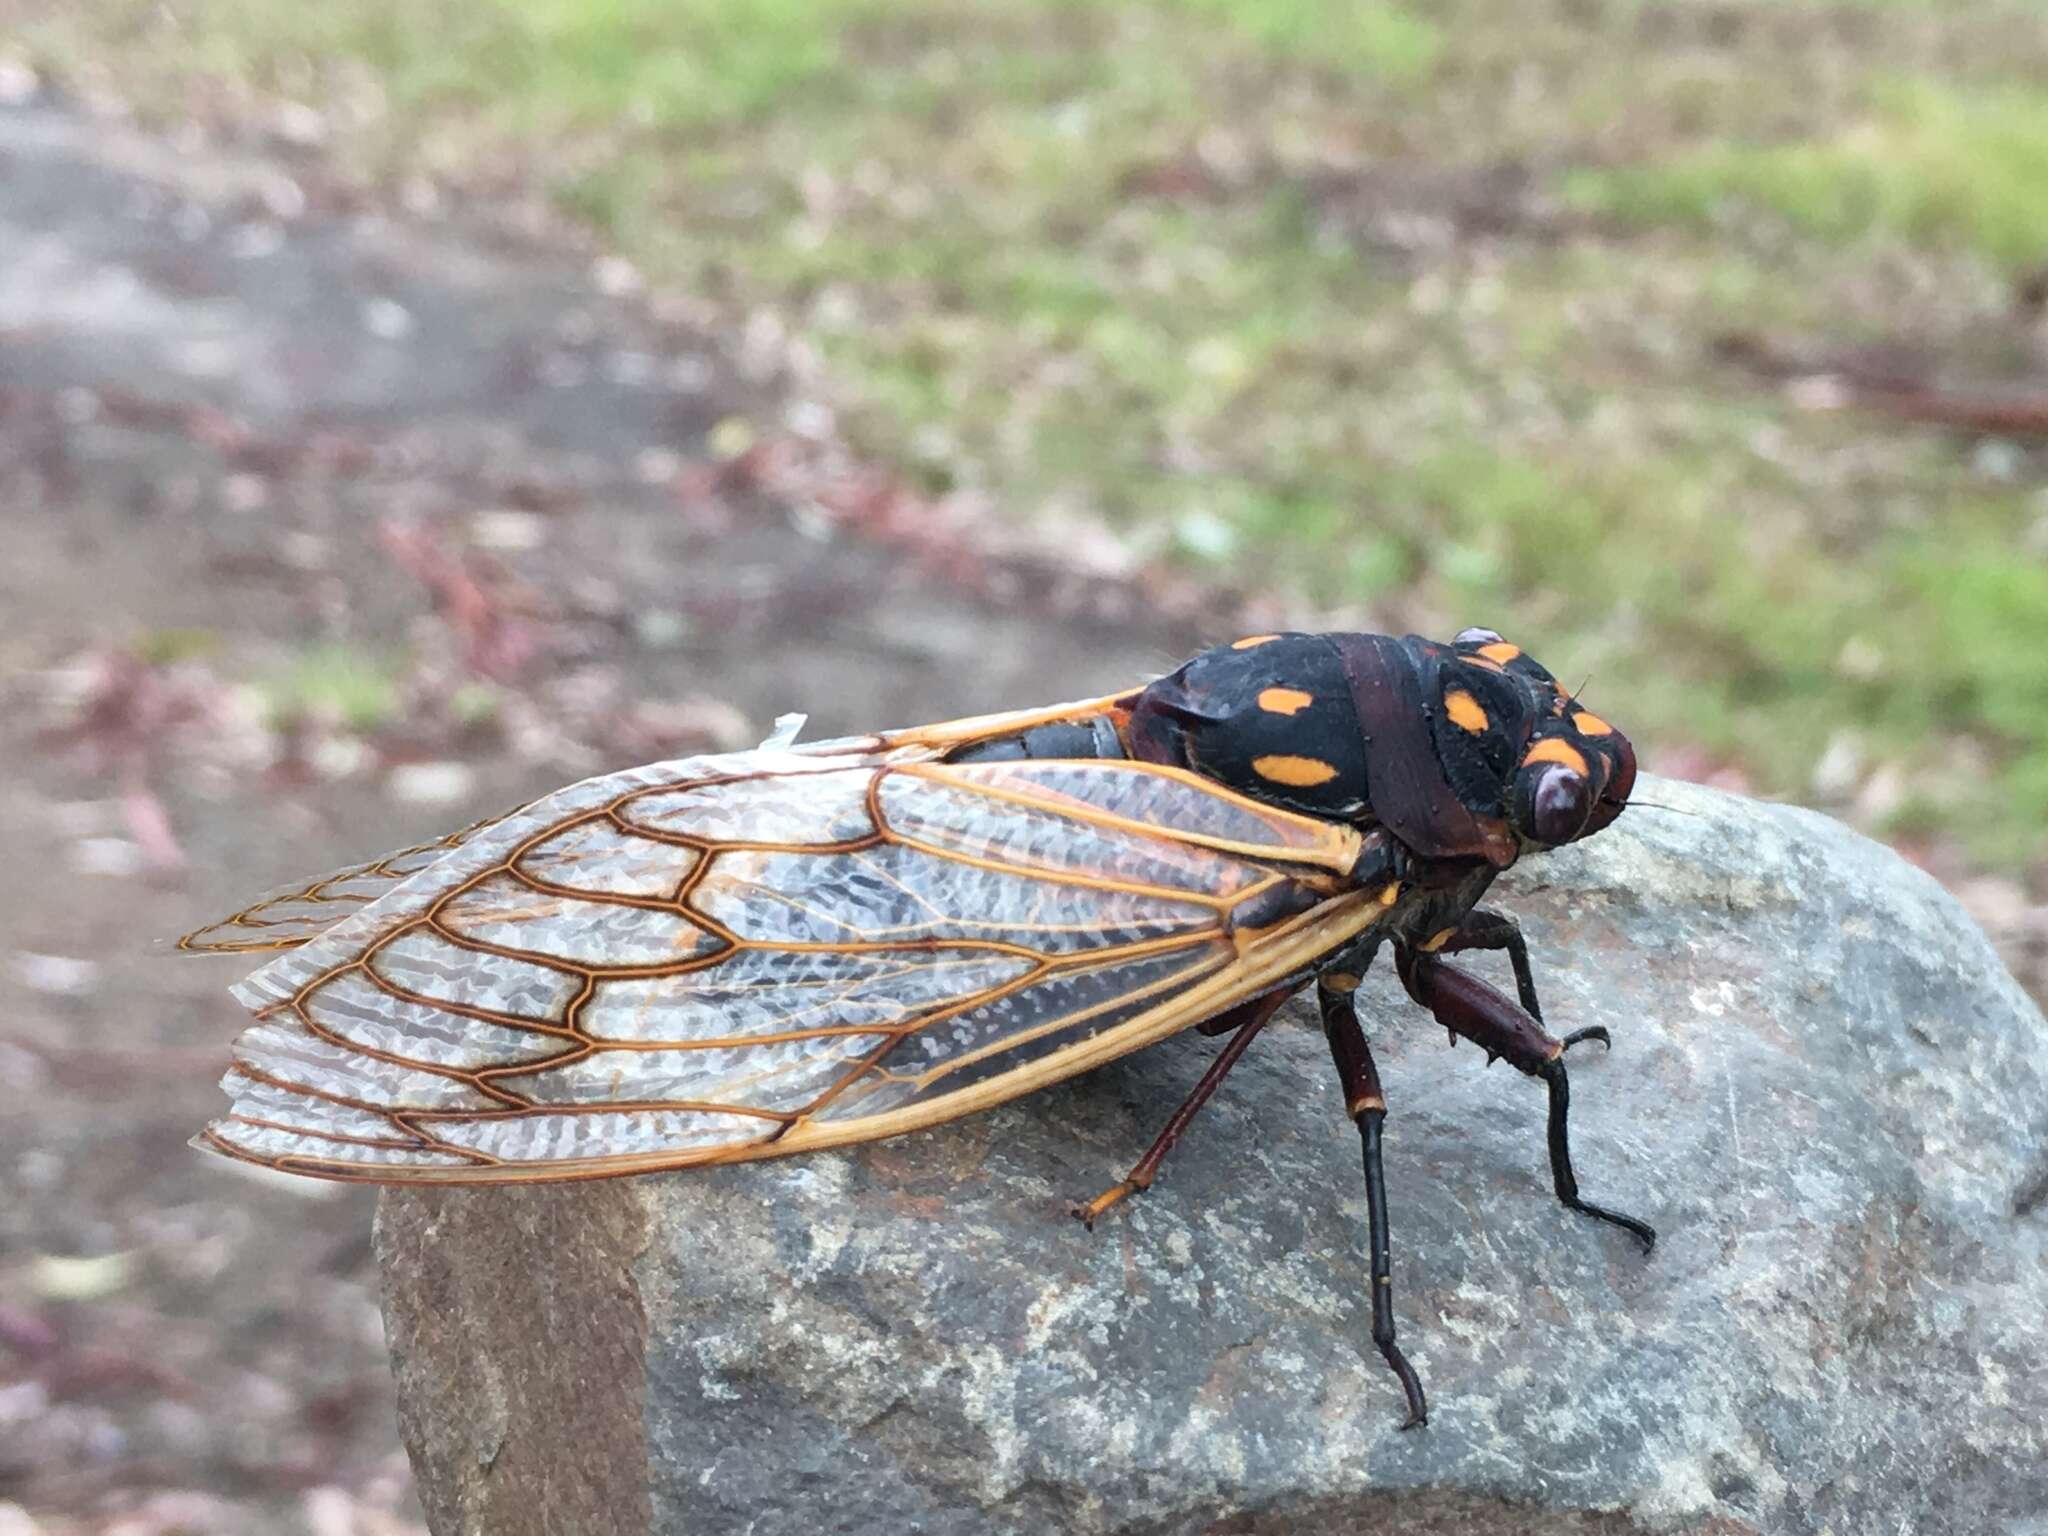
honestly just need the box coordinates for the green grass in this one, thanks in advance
[10,0,2048,865]
[1166,0,1442,79]
[1566,82,2048,275]
[260,646,403,732]
[72,0,890,130]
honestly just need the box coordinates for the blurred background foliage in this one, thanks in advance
[10,0,2048,866]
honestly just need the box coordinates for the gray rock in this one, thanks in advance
[376,778,2048,1535]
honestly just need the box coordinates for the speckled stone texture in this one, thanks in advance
[377,777,2048,1535]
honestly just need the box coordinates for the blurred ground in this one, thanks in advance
[0,95,1197,1533]
[4,3,2048,1531]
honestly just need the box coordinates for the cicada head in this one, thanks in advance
[1445,628,1637,851]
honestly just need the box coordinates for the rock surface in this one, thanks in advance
[377,777,2048,1535]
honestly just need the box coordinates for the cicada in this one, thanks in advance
[183,628,1652,1425]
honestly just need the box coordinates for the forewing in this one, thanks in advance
[198,751,1379,1183]
[176,691,1138,957]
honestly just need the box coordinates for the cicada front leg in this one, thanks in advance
[1394,946,1655,1251]
[1419,908,1616,1056]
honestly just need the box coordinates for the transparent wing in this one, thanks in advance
[197,748,1381,1184]
[178,812,516,954]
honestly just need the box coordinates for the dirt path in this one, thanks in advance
[0,94,1199,1533]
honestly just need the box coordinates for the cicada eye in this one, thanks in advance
[1453,627,1504,647]
[1527,767,1593,846]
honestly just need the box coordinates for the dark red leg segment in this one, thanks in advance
[1395,948,1655,1251]
[1395,945,1558,1070]
[1073,988,1291,1227]
[1319,976,1428,1429]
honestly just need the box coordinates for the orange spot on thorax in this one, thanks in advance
[1252,754,1339,788]
[1443,689,1489,733]
[1257,686,1314,716]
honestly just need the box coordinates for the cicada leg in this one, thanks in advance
[1072,988,1291,1228]
[1318,973,1428,1429]
[1395,946,1655,1251]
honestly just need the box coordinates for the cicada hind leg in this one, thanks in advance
[1071,989,1290,1228]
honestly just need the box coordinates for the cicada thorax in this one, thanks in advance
[1117,631,1561,870]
